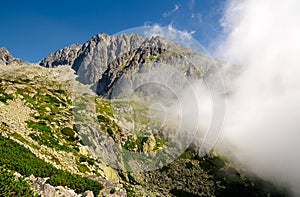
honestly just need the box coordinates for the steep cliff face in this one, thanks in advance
[39,44,82,68]
[72,33,144,85]
[96,36,214,98]
[0,47,26,65]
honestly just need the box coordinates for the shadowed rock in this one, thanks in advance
[40,44,82,68]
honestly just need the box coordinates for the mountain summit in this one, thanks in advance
[40,33,145,85]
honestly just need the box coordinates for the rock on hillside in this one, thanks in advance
[40,44,82,68]
[0,47,26,65]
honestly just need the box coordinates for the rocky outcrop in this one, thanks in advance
[0,47,25,65]
[40,44,82,68]
[25,174,81,197]
[72,33,144,84]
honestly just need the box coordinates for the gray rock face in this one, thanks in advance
[82,190,94,197]
[40,44,82,68]
[0,47,25,65]
[37,33,220,94]
[72,33,144,84]
[25,174,79,197]
[95,36,211,98]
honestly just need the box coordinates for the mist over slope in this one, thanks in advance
[216,0,300,195]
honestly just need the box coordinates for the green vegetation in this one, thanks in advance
[26,120,51,133]
[0,93,14,104]
[0,166,38,197]
[97,114,110,124]
[155,137,166,148]
[136,136,148,151]
[181,149,286,197]
[122,134,165,152]
[123,136,136,150]
[27,120,73,152]
[77,163,89,173]
[79,156,95,166]
[123,184,136,197]
[96,113,122,140]
[9,81,81,152]
[95,98,113,116]
[61,127,75,138]
[110,188,116,194]
[0,135,103,195]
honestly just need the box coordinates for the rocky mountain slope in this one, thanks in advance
[40,44,82,68]
[0,48,26,65]
[0,32,290,197]
[39,33,216,92]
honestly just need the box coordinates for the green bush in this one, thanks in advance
[54,89,66,95]
[26,120,51,134]
[97,115,110,123]
[79,157,87,163]
[0,135,103,195]
[0,93,14,104]
[110,188,116,194]
[123,136,135,150]
[61,127,75,137]
[0,166,38,197]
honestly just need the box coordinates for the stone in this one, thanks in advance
[83,190,94,197]
[143,135,156,152]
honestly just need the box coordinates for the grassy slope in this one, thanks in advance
[0,64,289,196]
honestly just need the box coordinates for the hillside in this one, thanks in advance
[0,33,289,197]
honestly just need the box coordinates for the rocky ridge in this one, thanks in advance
[0,47,26,65]
[40,44,82,68]
[39,33,220,98]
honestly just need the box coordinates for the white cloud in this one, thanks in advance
[191,13,202,24]
[216,0,300,196]
[143,24,198,49]
[163,4,181,18]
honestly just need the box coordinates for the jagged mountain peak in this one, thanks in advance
[72,33,145,84]
[0,47,26,65]
[87,33,143,45]
[0,47,10,54]
[40,43,82,68]
[39,32,203,87]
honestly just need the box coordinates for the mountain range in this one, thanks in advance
[0,33,289,196]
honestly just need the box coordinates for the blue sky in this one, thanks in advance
[0,0,225,62]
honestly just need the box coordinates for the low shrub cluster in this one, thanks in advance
[0,166,38,197]
[0,135,103,195]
